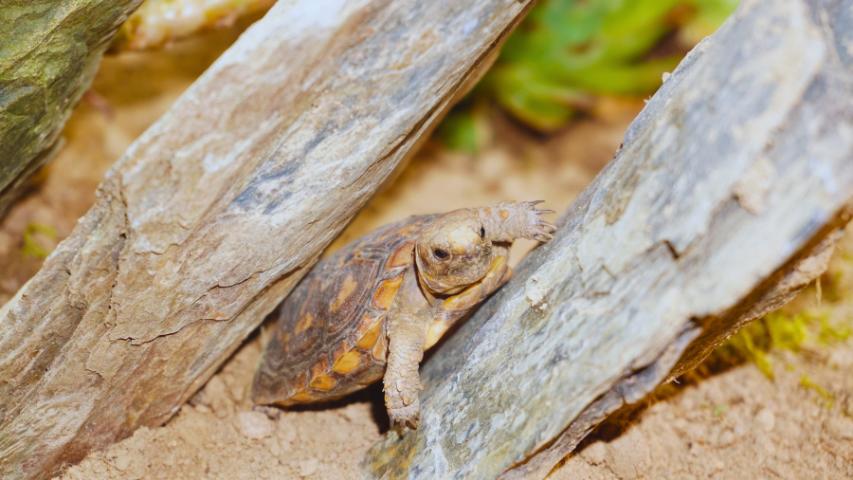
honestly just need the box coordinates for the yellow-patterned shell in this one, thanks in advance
[251,215,437,406]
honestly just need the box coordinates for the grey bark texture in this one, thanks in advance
[0,1,534,479]
[0,0,143,218]
[365,0,853,478]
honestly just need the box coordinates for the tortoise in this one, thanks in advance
[251,201,555,429]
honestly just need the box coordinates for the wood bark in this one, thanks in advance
[365,0,853,478]
[0,0,143,218]
[0,1,534,479]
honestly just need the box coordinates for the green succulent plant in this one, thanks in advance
[486,0,683,131]
[439,0,739,148]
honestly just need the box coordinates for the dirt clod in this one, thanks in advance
[236,411,274,440]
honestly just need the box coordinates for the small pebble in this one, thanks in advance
[237,411,275,440]
[268,438,284,457]
[205,377,233,417]
[278,421,297,444]
[827,349,853,368]
[709,458,725,472]
[828,416,853,440]
[756,408,775,432]
[689,442,703,456]
[758,435,776,455]
[111,452,131,471]
[298,458,319,477]
[229,382,245,402]
[717,429,735,446]
[581,442,607,465]
[685,423,705,441]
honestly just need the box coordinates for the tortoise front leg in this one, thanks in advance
[477,200,556,242]
[384,252,509,429]
[383,307,427,430]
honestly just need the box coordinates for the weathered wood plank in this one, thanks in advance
[365,0,853,477]
[0,0,142,218]
[0,1,534,478]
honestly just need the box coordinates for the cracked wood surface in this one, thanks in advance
[365,0,853,478]
[0,1,534,478]
[0,1,143,218]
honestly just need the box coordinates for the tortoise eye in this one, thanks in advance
[479,226,485,238]
[432,248,449,260]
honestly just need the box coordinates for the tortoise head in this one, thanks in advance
[414,209,493,295]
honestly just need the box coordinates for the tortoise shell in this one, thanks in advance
[252,214,438,406]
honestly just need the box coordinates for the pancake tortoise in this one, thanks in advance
[252,201,555,429]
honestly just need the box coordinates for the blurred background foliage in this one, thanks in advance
[440,0,739,151]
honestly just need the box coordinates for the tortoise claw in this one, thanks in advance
[518,202,557,243]
[389,400,420,431]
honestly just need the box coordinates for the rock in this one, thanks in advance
[236,411,275,440]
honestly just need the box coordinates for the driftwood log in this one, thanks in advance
[0,1,534,479]
[0,0,142,218]
[366,0,853,478]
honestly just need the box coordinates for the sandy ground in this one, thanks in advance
[0,21,850,480]
[554,275,853,479]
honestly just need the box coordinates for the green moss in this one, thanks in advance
[0,1,142,217]
[800,374,835,408]
[817,312,851,343]
[716,310,850,380]
[709,235,853,389]
[21,222,57,259]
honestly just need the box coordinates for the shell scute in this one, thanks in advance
[372,274,404,310]
[331,350,362,375]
